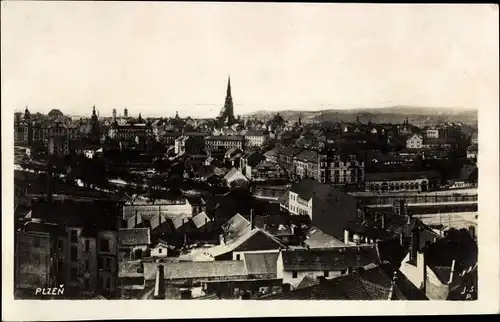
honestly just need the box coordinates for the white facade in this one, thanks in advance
[365,178,429,192]
[425,129,440,139]
[150,243,169,258]
[288,191,312,217]
[245,135,268,147]
[276,252,341,289]
[406,134,424,149]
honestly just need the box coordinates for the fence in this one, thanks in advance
[358,193,478,206]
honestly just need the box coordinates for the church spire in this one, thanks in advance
[226,75,232,98]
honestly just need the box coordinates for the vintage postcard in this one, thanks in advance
[2,1,499,320]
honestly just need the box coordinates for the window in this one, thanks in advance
[106,277,111,290]
[84,240,90,253]
[292,271,298,279]
[99,238,110,252]
[70,245,78,262]
[236,254,241,260]
[158,248,162,254]
[324,271,329,277]
[106,258,112,270]
[70,230,78,243]
[84,259,89,271]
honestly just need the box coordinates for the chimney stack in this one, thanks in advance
[153,264,165,299]
[250,209,255,230]
[448,260,456,285]
[399,233,404,247]
[407,211,413,225]
[410,227,420,261]
[381,213,386,229]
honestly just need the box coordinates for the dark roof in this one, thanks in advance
[245,130,266,136]
[143,261,248,280]
[296,275,319,289]
[259,266,408,300]
[365,171,441,182]
[278,146,302,157]
[118,228,151,246]
[295,150,319,163]
[304,227,346,249]
[289,179,335,200]
[281,246,379,271]
[31,199,120,231]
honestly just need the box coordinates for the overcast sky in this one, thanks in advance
[1,2,498,118]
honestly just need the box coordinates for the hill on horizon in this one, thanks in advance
[244,106,478,126]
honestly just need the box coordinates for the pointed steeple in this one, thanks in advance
[226,75,232,98]
[92,105,97,116]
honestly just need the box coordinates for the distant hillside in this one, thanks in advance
[244,106,478,126]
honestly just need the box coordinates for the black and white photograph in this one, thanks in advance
[2,1,499,320]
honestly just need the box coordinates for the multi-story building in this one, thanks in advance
[424,128,441,139]
[14,108,33,146]
[108,122,153,141]
[293,150,320,180]
[48,136,70,157]
[204,135,244,153]
[276,147,302,176]
[318,152,365,186]
[27,198,122,298]
[244,129,269,147]
[15,219,60,298]
[406,134,424,149]
[364,170,441,193]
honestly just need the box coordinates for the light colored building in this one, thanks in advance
[223,167,249,187]
[244,130,268,147]
[406,133,424,149]
[205,135,244,153]
[108,123,153,141]
[425,128,440,139]
[276,247,379,289]
[364,171,441,192]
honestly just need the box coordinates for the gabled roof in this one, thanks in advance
[223,167,247,181]
[259,266,412,300]
[281,246,379,271]
[192,212,211,229]
[304,227,346,249]
[222,213,251,242]
[118,228,151,246]
[208,228,286,258]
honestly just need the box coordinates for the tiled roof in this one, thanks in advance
[192,212,211,229]
[281,246,379,271]
[208,228,286,258]
[118,228,151,246]
[295,150,319,163]
[304,227,346,249]
[171,213,192,230]
[222,213,251,242]
[223,167,247,182]
[259,266,408,300]
[244,252,279,276]
[297,275,319,289]
[143,261,248,281]
[122,202,190,221]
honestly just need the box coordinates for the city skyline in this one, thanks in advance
[2,3,498,118]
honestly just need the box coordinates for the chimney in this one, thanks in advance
[399,233,404,247]
[448,260,456,284]
[344,229,350,244]
[381,213,386,229]
[410,228,420,261]
[417,248,427,294]
[250,209,255,230]
[407,211,413,225]
[153,264,165,299]
[219,234,225,246]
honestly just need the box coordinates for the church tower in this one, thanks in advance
[218,76,235,126]
[90,105,100,140]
